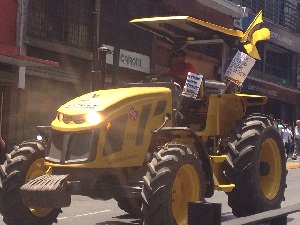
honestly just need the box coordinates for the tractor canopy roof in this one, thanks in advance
[130,11,270,60]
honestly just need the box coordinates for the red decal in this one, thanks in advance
[129,107,138,121]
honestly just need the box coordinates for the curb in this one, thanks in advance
[287,163,300,169]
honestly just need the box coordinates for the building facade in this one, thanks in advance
[1,0,299,150]
[0,0,62,151]
[227,0,300,124]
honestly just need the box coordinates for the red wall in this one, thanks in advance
[163,0,234,28]
[0,0,17,46]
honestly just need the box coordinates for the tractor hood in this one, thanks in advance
[51,86,173,131]
[57,87,170,115]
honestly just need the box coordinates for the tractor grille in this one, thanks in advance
[45,129,100,163]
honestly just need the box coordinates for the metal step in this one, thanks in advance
[215,184,235,192]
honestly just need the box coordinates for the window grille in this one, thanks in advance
[228,0,299,34]
[28,0,94,50]
[265,46,290,80]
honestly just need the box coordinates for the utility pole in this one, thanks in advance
[91,0,102,91]
[112,0,124,86]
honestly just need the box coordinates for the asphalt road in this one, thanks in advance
[0,166,300,225]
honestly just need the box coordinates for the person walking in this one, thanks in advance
[0,135,4,149]
[282,124,293,157]
[292,120,300,160]
[277,119,284,135]
[0,92,5,156]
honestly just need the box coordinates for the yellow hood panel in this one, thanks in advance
[58,87,171,115]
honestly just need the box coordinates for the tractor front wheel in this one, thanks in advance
[1,141,62,225]
[224,114,286,217]
[142,142,205,225]
[115,197,142,218]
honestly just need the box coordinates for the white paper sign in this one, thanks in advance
[182,72,203,99]
[225,51,256,86]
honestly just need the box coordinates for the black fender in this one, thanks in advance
[151,127,214,198]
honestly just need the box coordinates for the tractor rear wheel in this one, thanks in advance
[142,142,205,225]
[1,141,62,225]
[224,114,286,217]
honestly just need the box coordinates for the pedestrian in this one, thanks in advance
[288,124,294,154]
[0,135,4,149]
[167,49,196,88]
[292,120,300,160]
[282,124,292,156]
[0,134,5,163]
[277,119,284,135]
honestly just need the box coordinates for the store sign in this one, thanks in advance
[264,21,300,52]
[103,45,150,74]
[242,78,300,104]
[246,82,278,97]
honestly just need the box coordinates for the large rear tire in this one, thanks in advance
[1,141,62,225]
[142,142,205,225]
[224,114,286,217]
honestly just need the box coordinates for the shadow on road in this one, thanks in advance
[95,211,253,224]
[96,213,142,225]
[95,212,242,224]
[221,212,236,222]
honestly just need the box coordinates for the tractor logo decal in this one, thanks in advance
[66,103,98,109]
[129,107,138,121]
[65,98,100,109]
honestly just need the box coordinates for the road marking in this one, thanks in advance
[58,209,112,220]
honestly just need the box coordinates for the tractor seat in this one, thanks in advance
[204,80,226,95]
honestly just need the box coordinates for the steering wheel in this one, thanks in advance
[142,74,171,83]
[142,74,181,90]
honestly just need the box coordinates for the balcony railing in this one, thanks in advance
[27,0,94,50]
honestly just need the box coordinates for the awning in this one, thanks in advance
[0,45,59,67]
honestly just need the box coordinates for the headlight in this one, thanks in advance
[57,113,72,124]
[58,113,64,121]
[85,111,102,125]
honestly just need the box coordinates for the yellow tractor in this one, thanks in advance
[0,12,286,225]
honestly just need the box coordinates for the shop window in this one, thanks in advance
[0,63,13,73]
[28,0,93,50]
[265,44,291,83]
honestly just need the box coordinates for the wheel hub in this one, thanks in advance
[172,164,200,225]
[260,161,270,176]
[259,138,282,200]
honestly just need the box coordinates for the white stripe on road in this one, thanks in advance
[58,209,112,220]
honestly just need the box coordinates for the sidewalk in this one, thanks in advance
[287,156,300,169]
